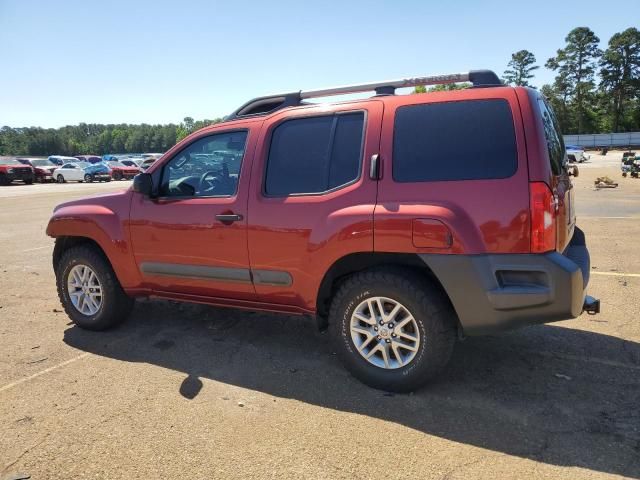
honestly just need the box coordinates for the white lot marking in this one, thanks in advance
[18,245,51,253]
[0,352,90,394]
[581,216,634,219]
[591,271,640,278]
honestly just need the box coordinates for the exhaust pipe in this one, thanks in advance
[583,295,600,315]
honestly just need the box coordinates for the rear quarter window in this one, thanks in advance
[393,99,517,182]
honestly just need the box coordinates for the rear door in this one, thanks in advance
[375,88,531,255]
[247,101,383,311]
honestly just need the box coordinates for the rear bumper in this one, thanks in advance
[419,227,594,335]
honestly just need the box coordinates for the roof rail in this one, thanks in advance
[225,69,502,121]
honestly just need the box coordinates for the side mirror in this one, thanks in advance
[133,173,153,196]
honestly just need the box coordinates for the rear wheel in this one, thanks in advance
[84,174,93,183]
[329,268,456,392]
[56,174,65,183]
[113,171,122,181]
[0,174,9,186]
[24,178,33,185]
[56,245,134,330]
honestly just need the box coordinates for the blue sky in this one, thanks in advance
[1,0,638,128]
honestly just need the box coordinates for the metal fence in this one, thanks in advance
[564,132,640,148]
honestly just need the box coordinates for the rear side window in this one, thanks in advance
[265,112,364,196]
[393,99,517,182]
[537,98,565,175]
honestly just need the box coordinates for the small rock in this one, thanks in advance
[554,373,572,381]
[289,368,298,374]
[238,401,245,407]
[53,308,62,313]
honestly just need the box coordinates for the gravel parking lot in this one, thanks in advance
[1,154,639,479]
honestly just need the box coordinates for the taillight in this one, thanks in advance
[529,182,557,253]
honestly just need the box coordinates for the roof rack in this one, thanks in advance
[225,69,502,121]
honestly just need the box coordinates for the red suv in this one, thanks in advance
[47,70,599,392]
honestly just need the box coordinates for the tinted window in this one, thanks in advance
[393,99,517,182]
[538,98,565,175]
[265,112,364,196]
[161,131,248,197]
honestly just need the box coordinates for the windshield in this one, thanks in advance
[0,157,22,166]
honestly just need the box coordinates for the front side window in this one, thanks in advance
[160,131,248,197]
[393,99,518,182]
[264,112,365,196]
[538,98,565,175]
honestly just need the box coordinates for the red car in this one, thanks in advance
[47,70,599,392]
[0,156,34,185]
[106,161,140,180]
[18,158,58,182]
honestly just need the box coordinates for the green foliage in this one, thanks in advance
[503,50,539,86]
[0,118,222,156]
[546,27,602,133]
[599,27,640,132]
[412,82,471,94]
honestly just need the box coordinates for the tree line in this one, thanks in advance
[0,117,221,157]
[503,26,640,134]
[1,25,638,157]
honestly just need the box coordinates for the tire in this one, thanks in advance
[329,268,456,392]
[0,174,9,186]
[84,174,93,183]
[25,178,33,185]
[57,174,65,183]
[56,244,134,331]
[113,171,122,181]
[623,172,628,177]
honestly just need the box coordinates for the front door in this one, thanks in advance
[129,127,256,300]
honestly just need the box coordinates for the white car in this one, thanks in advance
[566,146,589,163]
[52,162,112,183]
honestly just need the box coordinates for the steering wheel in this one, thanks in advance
[199,170,221,194]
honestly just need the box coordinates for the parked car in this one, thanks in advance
[48,155,78,166]
[47,70,599,392]
[53,162,112,183]
[0,156,34,185]
[120,159,143,168]
[139,158,158,171]
[74,155,103,164]
[18,158,58,182]
[106,161,140,180]
[565,145,589,163]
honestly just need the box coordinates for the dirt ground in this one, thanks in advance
[1,152,639,479]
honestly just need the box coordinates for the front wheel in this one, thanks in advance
[56,245,134,330]
[113,171,122,181]
[329,268,456,392]
[24,178,33,185]
[56,175,65,183]
[84,174,93,183]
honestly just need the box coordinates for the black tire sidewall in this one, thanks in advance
[330,272,454,392]
[58,253,108,328]
[56,246,132,331]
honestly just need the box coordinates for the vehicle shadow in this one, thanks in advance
[64,300,640,478]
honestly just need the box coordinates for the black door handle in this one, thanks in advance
[215,213,243,224]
